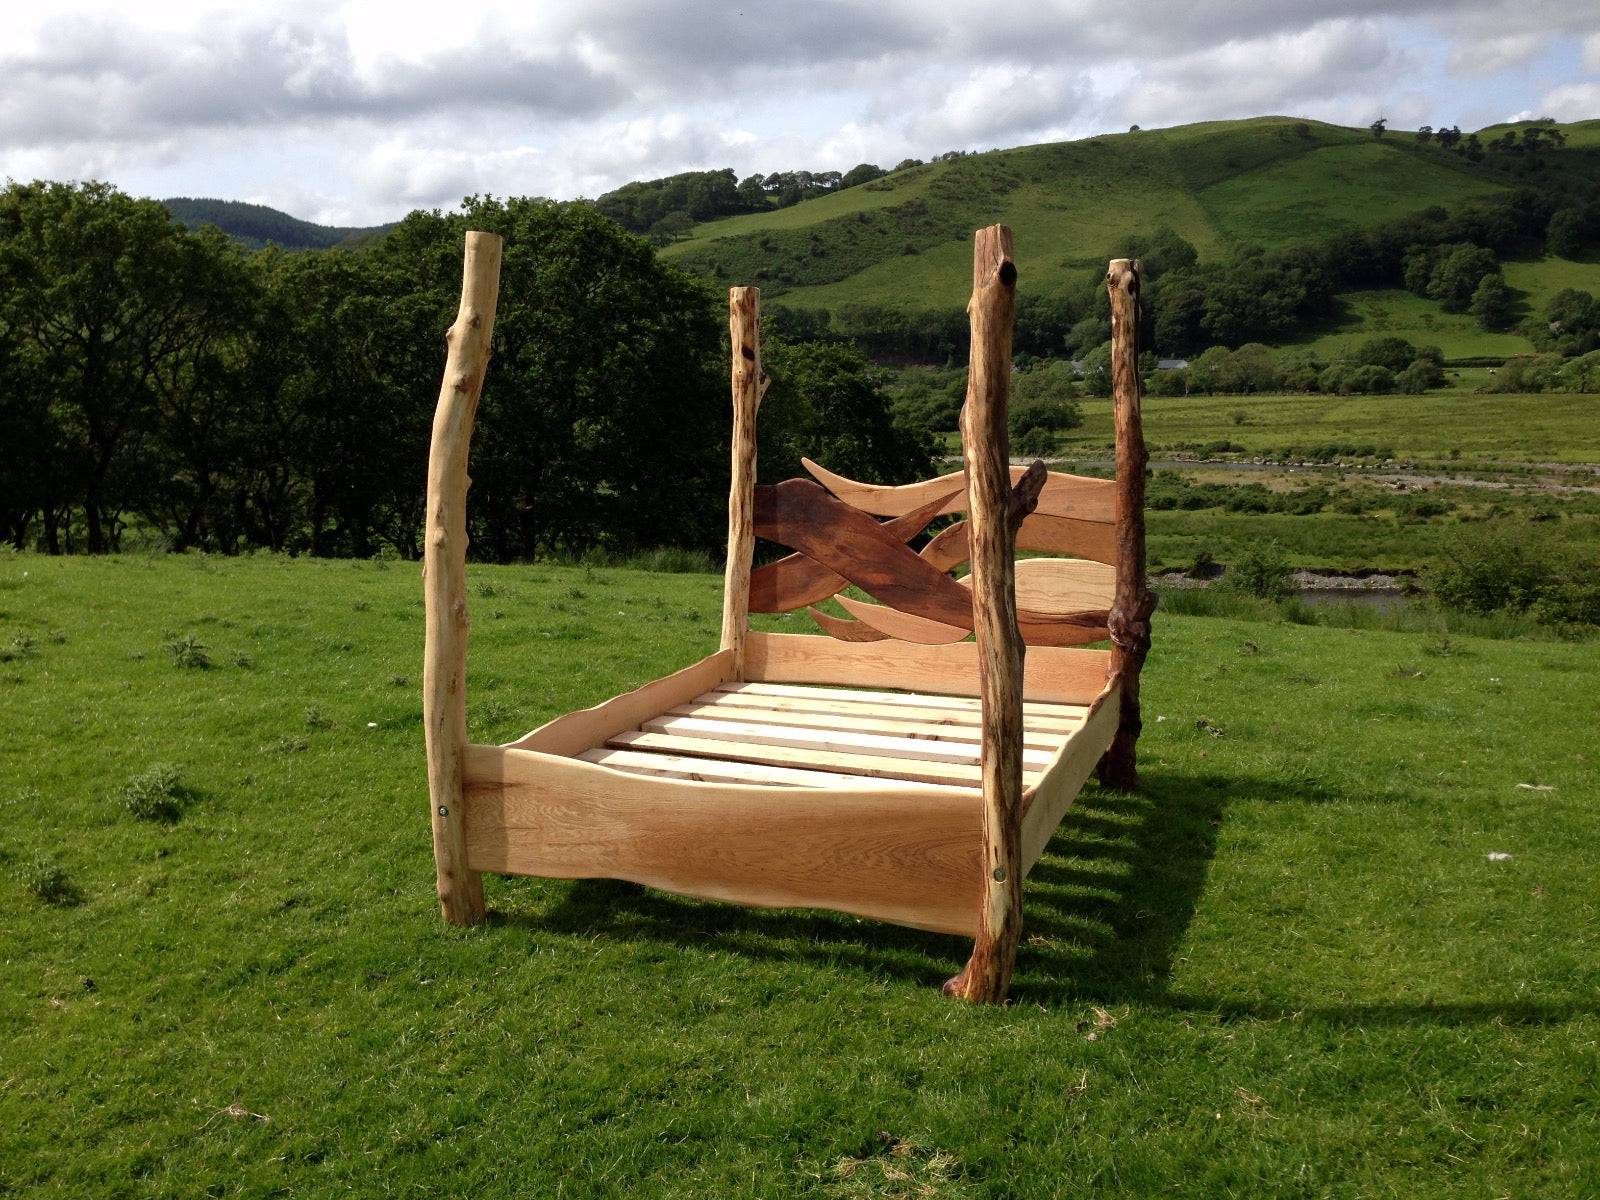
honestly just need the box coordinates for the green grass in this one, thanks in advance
[4,553,1599,1196]
[1056,387,1600,463]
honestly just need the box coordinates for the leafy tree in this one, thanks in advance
[1353,336,1417,373]
[0,181,252,552]
[839,163,886,189]
[1416,125,1434,143]
[1547,207,1586,258]
[1470,272,1512,330]
[1369,117,1388,138]
[1426,244,1498,310]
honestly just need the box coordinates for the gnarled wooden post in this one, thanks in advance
[424,230,503,925]
[720,286,763,677]
[1097,258,1155,792]
[945,225,1025,1004]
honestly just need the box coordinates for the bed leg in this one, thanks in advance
[945,225,1025,1005]
[424,230,502,925]
[720,286,764,679]
[1098,258,1155,793]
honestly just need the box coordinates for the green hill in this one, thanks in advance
[661,116,1600,354]
[160,198,391,251]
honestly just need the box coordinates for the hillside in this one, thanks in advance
[661,116,1600,353]
[160,197,391,251]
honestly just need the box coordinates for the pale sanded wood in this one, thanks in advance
[945,223,1025,1005]
[714,680,1087,719]
[749,487,959,614]
[922,513,1120,571]
[802,459,1115,523]
[1013,558,1118,614]
[1099,259,1156,792]
[503,649,736,756]
[806,604,890,642]
[605,730,1038,790]
[462,745,983,934]
[695,690,1085,735]
[834,592,1109,648]
[576,747,960,792]
[743,632,1111,705]
[665,699,1073,750]
[1020,680,1122,871]
[720,287,763,675]
[424,229,501,927]
[635,713,1057,769]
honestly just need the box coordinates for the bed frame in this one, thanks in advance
[423,225,1155,1003]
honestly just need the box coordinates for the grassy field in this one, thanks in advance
[4,554,1599,1197]
[658,116,1600,363]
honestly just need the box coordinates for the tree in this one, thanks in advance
[1353,336,1418,373]
[1470,272,1512,330]
[1547,208,1586,258]
[1369,117,1388,138]
[839,163,886,189]
[1427,244,1498,310]
[1416,125,1434,143]
[0,181,252,552]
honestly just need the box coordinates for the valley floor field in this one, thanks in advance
[3,555,1597,1197]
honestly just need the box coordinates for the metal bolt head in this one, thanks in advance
[992,866,1007,882]
[437,805,449,817]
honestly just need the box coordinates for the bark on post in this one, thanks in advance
[424,230,502,925]
[1097,258,1155,792]
[944,225,1026,1005]
[720,286,763,677]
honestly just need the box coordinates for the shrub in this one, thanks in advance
[1396,358,1442,393]
[1353,336,1417,373]
[164,634,210,669]
[1013,426,1056,457]
[24,855,80,907]
[1222,542,1294,600]
[1348,364,1397,394]
[120,764,188,823]
[1428,532,1558,615]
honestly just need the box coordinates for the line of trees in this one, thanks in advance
[0,182,933,556]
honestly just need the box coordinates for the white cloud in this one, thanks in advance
[1,1,1598,222]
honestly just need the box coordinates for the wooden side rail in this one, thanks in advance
[424,230,503,926]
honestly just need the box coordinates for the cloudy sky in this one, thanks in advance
[2,0,1597,226]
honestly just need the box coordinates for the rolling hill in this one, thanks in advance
[160,197,391,251]
[660,116,1600,356]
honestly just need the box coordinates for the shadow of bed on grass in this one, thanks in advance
[497,769,1590,1024]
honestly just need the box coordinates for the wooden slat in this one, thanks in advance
[666,700,1072,750]
[1013,558,1118,614]
[833,593,1109,648]
[463,744,982,935]
[743,632,1111,705]
[806,604,889,642]
[694,689,1084,734]
[606,730,1037,790]
[717,680,1085,718]
[801,458,1116,523]
[635,713,1057,768]
[749,487,960,613]
[754,478,979,628]
[1021,681,1122,871]
[576,747,960,791]
[503,649,735,756]
[922,513,1120,570]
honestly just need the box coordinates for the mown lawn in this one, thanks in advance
[3,555,1597,1197]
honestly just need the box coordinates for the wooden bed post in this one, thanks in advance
[721,286,763,677]
[424,230,503,925]
[1098,258,1155,792]
[945,225,1026,1005]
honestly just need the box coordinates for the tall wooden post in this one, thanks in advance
[945,225,1025,1005]
[720,286,762,677]
[424,230,502,925]
[1098,258,1155,792]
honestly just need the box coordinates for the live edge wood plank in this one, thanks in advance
[743,632,1110,706]
[462,744,983,935]
[1020,680,1122,872]
[504,649,735,756]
